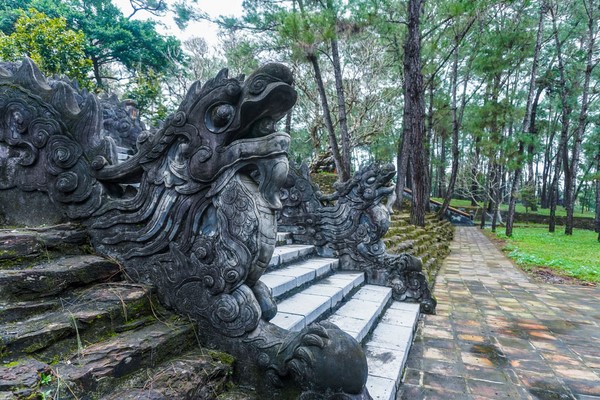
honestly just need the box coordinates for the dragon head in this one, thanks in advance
[331,163,396,204]
[137,63,298,209]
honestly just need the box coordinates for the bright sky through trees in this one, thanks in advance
[113,0,243,45]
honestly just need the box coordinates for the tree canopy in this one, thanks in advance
[0,9,92,85]
[0,0,597,234]
[0,0,183,88]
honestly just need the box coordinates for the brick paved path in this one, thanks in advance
[398,226,600,400]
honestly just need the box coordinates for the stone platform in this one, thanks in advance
[399,226,600,400]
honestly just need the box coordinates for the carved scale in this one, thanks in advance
[0,59,370,399]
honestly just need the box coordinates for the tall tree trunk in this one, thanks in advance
[91,55,103,88]
[436,16,476,216]
[526,86,544,212]
[595,152,600,241]
[330,37,352,181]
[490,163,500,232]
[506,145,524,236]
[427,81,436,199]
[472,77,491,207]
[549,5,571,233]
[506,3,545,237]
[438,42,461,219]
[540,124,557,209]
[395,132,410,210]
[402,0,427,226]
[487,74,501,231]
[307,54,348,182]
[480,164,489,229]
[549,150,562,233]
[564,0,596,235]
[540,160,549,208]
[438,132,447,198]
[471,137,481,206]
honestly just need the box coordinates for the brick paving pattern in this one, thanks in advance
[398,226,600,400]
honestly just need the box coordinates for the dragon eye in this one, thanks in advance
[206,103,235,133]
[366,176,376,185]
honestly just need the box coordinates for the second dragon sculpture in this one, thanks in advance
[278,163,436,314]
[0,59,369,399]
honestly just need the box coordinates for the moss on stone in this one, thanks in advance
[2,360,21,368]
[207,349,235,366]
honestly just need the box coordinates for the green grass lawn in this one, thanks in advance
[491,226,600,283]
[496,204,595,218]
[431,197,595,218]
[431,197,474,208]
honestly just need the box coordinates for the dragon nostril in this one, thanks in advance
[249,79,267,95]
[226,83,241,97]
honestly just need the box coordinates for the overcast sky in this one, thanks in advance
[113,0,244,46]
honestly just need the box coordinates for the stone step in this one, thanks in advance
[0,357,52,398]
[259,257,338,299]
[269,271,365,331]
[0,224,89,261]
[383,238,414,253]
[0,283,154,361]
[100,348,236,400]
[268,244,315,270]
[0,255,121,300]
[0,298,60,323]
[263,243,421,400]
[52,318,197,398]
[386,226,413,237]
[327,285,392,343]
[365,301,420,400]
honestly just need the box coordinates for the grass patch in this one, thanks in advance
[430,198,595,218]
[491,225,600,283]
[431,197,474,208]
[497,204,594,218]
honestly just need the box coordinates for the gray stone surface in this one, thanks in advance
[1,283,154,360]
[279,163,436,313]
[54,319,196,395]
[327,285,392,342]
[363,301,420,399]
[0,60,371,399]
[260,257,336,297]
[0,255,120,300]
[366,375,396,400]
[322,272,365,296]
[399,227,600,400]
[275,293,335,329]
[263,250,420,400]
[268,244,316,268]
[365,344,406,386]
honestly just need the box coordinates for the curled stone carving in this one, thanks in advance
[0,58,370,398]
[100,94,145,151]
[278,163,437,314]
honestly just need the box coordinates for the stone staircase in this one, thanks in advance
[0,221,449,399]
[0,224,240,400]
[262,233,421,400]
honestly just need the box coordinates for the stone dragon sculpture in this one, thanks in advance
[278,163,436,313]
[0,59,369,399]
